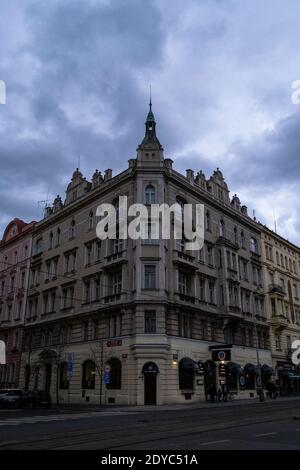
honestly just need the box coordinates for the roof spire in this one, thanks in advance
[146,86,155,123]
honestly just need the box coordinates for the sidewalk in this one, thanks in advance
[53,394,300,413]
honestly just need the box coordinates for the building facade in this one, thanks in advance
[0,218,35,388]
[18,105,275,405]
[261,226,300,394]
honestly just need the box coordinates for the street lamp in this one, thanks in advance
[253,288,265,402]
[253,286,280,402]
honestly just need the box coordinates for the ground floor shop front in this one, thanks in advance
[19,335,274,405]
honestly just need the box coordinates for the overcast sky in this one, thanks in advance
[0,0,300,244]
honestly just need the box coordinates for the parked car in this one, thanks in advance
[0,389,23,408]
[21,390,52,409]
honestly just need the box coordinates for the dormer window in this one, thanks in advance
[219,220,225,238]
[88,211,94,230]
[56,228,61,246]
[49,232,53,250]
[250,237,258,254]
[145,185,156,205]
[69,220,76,240]
[205,211,211,231]
[72,190,77,202]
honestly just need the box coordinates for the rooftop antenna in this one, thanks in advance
[273,207,277,233]
[252,209,256,221]
[37,199,51,217]
[78,155,81,170]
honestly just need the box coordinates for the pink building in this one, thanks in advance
[0,218,35,388]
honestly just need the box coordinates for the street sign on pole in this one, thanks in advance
[103,371,110,384]
[67,353,73,380]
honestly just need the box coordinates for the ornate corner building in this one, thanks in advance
[0,103,299,405]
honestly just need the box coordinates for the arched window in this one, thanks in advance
[234,227,238,245]
[88,211,94,230]
[106,358,122,390]
[250,237,258,254]
[145,185,156,205]
[59,362,69,389]
[82,360,95,389]
[205,211,211,231]
[175,197,187,247]
[49,231,53,249]
[219,220,225,237]
[241,231,245,248]
[56,227,61,246]
[178,357,195,390]
[69,220,76,240]
[112,198,119,221]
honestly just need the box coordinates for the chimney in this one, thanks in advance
[128,158,136,168]
[164,158,173,169]
[186,169,194,183]
[241,205,248,216]
[104,169,112,181]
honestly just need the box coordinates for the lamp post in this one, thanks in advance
[253,285,278,402]
[253,311,265,402]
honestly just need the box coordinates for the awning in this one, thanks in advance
[244,363,257,374]
[226,362,243,374]
[287,373,300,379]
[179,357,197,370]
[261,364,274,375]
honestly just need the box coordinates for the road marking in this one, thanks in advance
[200,439,230,446]
[254,432,278,438]
[0,411,136,427]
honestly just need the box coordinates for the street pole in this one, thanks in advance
[253,298,264,402]
[99,339,104,407]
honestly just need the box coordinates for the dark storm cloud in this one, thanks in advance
[228,112,300,185]
[0,0,300,244]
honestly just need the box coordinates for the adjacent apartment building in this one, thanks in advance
[0,218,35,388]
[261,226,300,394]
[17,105,275,405]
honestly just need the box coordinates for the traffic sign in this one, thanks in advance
[103,371,110,384]
[67,353,73,379]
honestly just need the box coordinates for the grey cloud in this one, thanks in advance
[0,0,300,246]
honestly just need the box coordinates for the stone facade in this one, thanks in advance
[260,226,300,394]
[0,218,35,388]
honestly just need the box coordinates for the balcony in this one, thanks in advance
[269,284,285,296]
[216,236,239,251]
[16,288,25,298]
[6,291,14,302]
[228,304,242,314]
[269,315,287,330]
[103,292,126,304]
[32,247,43,259]
[104,250,127,269]
[173,250,197,270]
[174,291,196,304]
[227,269,239,283]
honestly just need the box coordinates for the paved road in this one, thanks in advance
[0,398,300,450]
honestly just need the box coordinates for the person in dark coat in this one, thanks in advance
[221,383,228,402]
